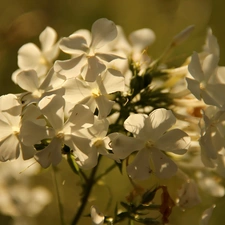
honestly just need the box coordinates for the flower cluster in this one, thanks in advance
[0,18,223,224]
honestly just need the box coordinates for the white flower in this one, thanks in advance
[203,28,220,57]
[33,94,94,168]
[109,108,190,180]
[0,94,35,161]
[63,68,124,118]
[187,52,225,108]
[177,179,201,209]
[200,204,216,225]
[74,117,119,169]
[13,27,59,82]
[199,106,225,167]
[90,205,105,225]
[15,68,65,104]
[54,18,122,82]
[109,27,155,76]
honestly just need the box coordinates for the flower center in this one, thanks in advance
[199,82,206,90]
[93,139,104,147]
[32,89,44,99]
[56,132,64,139]
[12,126,20,135]
[92,88,101,98]
[145,140,154,149]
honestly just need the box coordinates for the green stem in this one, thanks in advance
[71,157,101,225]
[52,166,65,225]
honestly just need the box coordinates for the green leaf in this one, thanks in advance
[67,152,79,175]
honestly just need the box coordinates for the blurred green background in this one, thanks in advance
[0,0,225,225]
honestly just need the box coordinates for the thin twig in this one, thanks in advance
[71,157,101,225]
[52,166,65,225]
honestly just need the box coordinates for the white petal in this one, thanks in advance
[35,137,62,168]
[81,56,106,82]
[39,26,57,51]
[0,94,22,127]
[124,114,148,136]
[199,131,218,160]
[126,148,151,180]
[38,95,65,131]
[215,154,225,178]
[59,36,88,55]
[0,119,13,141]
[12,68,22,84]
[206,29,220,56]
[188,52,204,82]
[63,78,91,103]
[141,108,176,142]
[109,133,144,159]
[129,28,155,50]
[101,68,125,93]
[66,135,91,155]
[18,43,41,69]
[76,147,98,170]
[91,205,104,225]
[16,70,39,92]
[40,67,65,91]
[0,94,21,114]
[91,18,117,49]
[178,179,201,209]
[20,120,48,146]
[96,52,124,62]
[44,43,60,62]
[202,54,219,81]
[66,135,92,164]
[202,83,225,107]
[83,117,109,139]
[186,78,201,100]
[22,103,43,122]
[200,205,216,225]
[20,142,36,160]
[151,147,177,179]
[54,55,85,78]
[68,104,94,130]
[95,95,114,119]
[156,129,190,154]
[200,149,215,168]
[70,29,91,46]
[0,134,20,161]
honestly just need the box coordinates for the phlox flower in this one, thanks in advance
[111,26,155,62]
[90,205,104,225]
[187,52,225,108]
[15,68,65,104]
[203,28,220,57]
[74,117,119,169]
[200,204,216,225]
[199,106,225,167]
[109,108,190,180]
[0,94,36,162]
[54,18,123,82]
[62,68,124,118]
[108,27,155,84]
[177,179,201,209]
[12,27,59,83]
[21,94,94,168]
